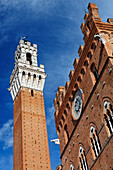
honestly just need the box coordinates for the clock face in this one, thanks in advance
[72,90,83,120]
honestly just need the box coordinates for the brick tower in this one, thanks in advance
[54,3,113,170]
[9,39,51,170]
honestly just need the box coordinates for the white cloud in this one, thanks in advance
[0,119,13,150]
[47,105,55,125]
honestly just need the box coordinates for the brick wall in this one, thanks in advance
[14,87,51,170]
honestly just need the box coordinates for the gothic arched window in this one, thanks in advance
[90,126,101,158]
[79,146,88,170]
[70,164,74,170]
[103,101,113,135]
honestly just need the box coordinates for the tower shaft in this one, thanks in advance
[9,39,51,170]
[13,88,51,170]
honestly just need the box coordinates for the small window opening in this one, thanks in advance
[57,101,59,107]
[87,21,90,30]
[61,115,65,123]
[22,71,25,76]
[78,76,82,83]
[31,90,34,97]
[87,51,93,60]
[66,103,70,109]
[64,110,67,116]
[33,74,36,79]
[75,83,78,89]
[59,121,62,128]
[28,73,30,77]
[84,60,89,67]
[81,68,85,75]
[91,43,96,50]
[91,63,98,80]
[24,40,27,45]
[26,53,32,65]
[39,75,41,80]
[64,124,69,142]
[28,73,31,79]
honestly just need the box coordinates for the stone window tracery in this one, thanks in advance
[90,126,101,158]
[103,101,113,135]
[79,146,88,170]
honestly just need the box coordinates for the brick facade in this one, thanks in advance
[14,88,51,170]
[54,3,113,170]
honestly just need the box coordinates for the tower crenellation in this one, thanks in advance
[15,39,38,66]
[9,39,46,100]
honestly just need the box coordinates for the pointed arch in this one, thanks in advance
[79,146,88,170]
[90,125,101,158]
[103,99,113,136]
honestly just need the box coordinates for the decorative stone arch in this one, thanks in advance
[103,96,113,104]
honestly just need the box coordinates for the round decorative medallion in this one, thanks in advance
[72,90,83,120]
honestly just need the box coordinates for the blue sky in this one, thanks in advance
[0,0,113,169]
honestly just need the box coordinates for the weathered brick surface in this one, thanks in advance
[54,3,113,170]
[14,87,51,170]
